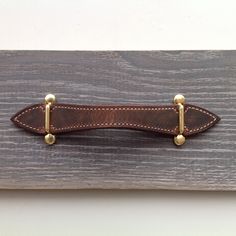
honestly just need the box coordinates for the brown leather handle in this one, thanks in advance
[11,103,220,137]
[10,94,220,145]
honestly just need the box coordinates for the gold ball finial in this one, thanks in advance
[45,94,56,104]
[174,134,185,146]
[45,134,56,145]
[174,94,185,105]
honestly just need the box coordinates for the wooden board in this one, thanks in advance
[0,51,235,190]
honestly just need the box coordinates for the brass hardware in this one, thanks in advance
[174,134,185,146]
[45,103,51,133]
[174,94,185,105]
[173,94,186,146]
[45,94,56,104]
[44,133,56,145]
[44,94,56,145]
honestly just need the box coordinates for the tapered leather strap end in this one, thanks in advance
[183,104,220,136]
[11,104,45,135]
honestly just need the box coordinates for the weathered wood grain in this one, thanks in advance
[0,51,235,190]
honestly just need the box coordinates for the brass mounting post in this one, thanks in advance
[173,94,186,146]
[44,94,56,145]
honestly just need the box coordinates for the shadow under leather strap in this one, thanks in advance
[11,103,220,137]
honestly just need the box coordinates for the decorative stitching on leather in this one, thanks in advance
[51,106,178,112]
[13,104,217,135]
[51,123,178,133]
[185,106,217,133]
[51,105,178,133]
[14,105,44,132]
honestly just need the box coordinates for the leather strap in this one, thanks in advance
[11,103,220,137]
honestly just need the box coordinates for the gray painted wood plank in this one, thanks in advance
[0,51,235,190]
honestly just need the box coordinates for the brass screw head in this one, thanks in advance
[45,94,56,104]
[174,134,186,146]
[174,94,185,105]
[45,134,56,145]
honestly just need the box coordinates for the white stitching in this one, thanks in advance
[185,106,217,133]
[51,123,178,133]
[51,105,178,133]
[13,104,217,135]
[14,105,44,132]
[51,106,178,112]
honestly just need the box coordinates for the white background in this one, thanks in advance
[1,0,236,50]
[0,0,236,235]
